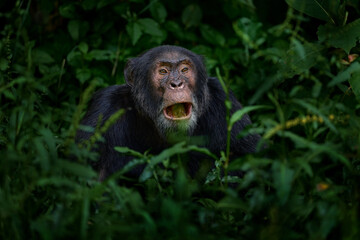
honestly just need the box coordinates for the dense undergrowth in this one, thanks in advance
[1,0,360,239]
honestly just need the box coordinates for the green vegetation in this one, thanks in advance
[1,0,360,239]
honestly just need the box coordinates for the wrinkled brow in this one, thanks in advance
[157,59,192,66]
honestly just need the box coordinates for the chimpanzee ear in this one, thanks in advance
[124,58,135,87]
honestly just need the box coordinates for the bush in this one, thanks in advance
[0,0,359,239]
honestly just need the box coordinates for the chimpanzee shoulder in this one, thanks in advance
[194,77,260,155]
[76,85,132,134]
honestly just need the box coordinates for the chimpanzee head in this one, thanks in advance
[124,45,210,138]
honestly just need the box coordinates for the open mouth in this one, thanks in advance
[163,102,192,120]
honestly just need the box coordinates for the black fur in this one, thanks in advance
[76,46,260,180]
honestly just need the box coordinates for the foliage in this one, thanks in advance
[1,0,360,239]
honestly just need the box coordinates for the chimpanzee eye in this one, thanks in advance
[159,69,168,75]
[181,67,189,73]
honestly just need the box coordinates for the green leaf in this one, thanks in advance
[0,58,8,71]
[81,0,96,10]
[58,160,97,178]
[139,165,153,182]
[291,98,337,133]
[86,49,113,61]
[286,0,339,23]
[68,20,89,41]
[200,24,226,47]
[328,62,360,86]
[149,142,187,167]
[37,177,80,188]
[273,161,294,205]
[150,2,167,23]
[291,38,306,60]
[114,146,144,158]
[76,68,92,83]
[97,0,115,9]
[233,18,265,49]
[281,42,324,78]
[59,3,76,18]
[318,19,360,54]
[68,20,80,40]
[182,4,202,28]
[67,50,82,66]
[32,49,55,64]
[138,18,163,37]
[282,131,351,168]
[78,42,89,54]
[229,105,269,130]
[295,158,313,177]
[349,70,360,102]
[126,21,143,45]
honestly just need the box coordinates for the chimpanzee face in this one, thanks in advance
[149,52,198,138]
[152,52,196,120]
[124,46,209,139]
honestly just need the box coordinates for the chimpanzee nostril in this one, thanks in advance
[170,80,184,89]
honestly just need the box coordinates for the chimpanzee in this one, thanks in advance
[76,45,261,181]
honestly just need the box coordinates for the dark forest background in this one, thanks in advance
[1,0,360,239]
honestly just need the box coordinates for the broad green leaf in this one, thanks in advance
[81,0,96,10]
[150,2,167,23]
[76,68,92,83]
[32,49,55,64]
[182,4,202,28]
[138,18,163,37]
[67,50,82,66]
[318,19,360,54]
[78,42,89,54]
[281,42,324,78]
[139,165,153,182]
[328,62,360,86]
[68,20,80,40]
[97,0,115,9]
[233,18,265,49]
[68,20,89,41]
[291,38,306,60]
[126,21,143,45]
[200,24,226,47]
[59,3,76,18]
[286,0,339,23]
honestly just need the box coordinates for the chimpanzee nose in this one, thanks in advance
[170,79,184,89]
